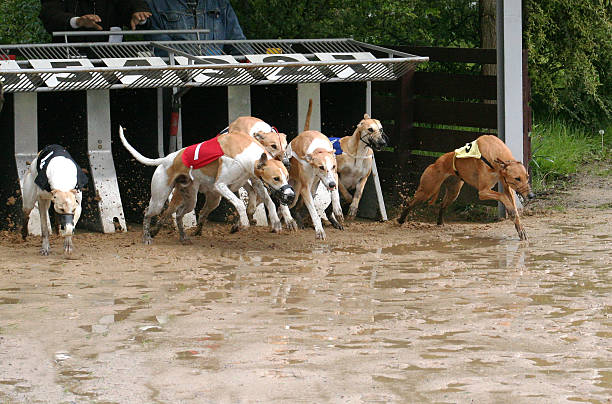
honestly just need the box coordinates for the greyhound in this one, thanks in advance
[21,145,88,255]
[119,127,295,244]
[397,135,535,240]
[286,130,344,240]
[325,114,388,221]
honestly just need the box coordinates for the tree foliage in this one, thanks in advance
[0,0,49,44]
[525,0,611,127]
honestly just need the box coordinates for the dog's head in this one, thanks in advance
[495,159,535,201]
[304,148,338,191]
[356,113,388,151]
[254,153,295,205]
[51,189,79,236]
[253,131,290,169]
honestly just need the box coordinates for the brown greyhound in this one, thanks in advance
[397,135,535,240]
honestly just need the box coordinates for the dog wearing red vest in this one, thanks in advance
[222,116,289,224]
[119,127,296,244]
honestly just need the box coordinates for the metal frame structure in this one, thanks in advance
[1,38,427,233]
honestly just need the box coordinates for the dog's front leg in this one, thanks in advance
[347,175,369,219]
[302,186,325,240]
[278,205,298,231]
[215,183,249,232]
[503,186,528,241]
[338,182,353,204]
[478,188,527,241]
[243,182,259,225]
[252,179,282,233]
[330,174,344,226]
[38,198,51,255]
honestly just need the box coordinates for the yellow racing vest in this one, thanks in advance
[452,140,494,174]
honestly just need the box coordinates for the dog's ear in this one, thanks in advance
[304,153,313,162]
[256,152,268,170]
[363,113,370,120]
[253,132,265,142]
[70,189,79,195]
[494,158,508,169]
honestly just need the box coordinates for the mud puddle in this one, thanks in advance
[0,208,611,403]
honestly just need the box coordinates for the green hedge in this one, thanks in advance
[0,0,49,44]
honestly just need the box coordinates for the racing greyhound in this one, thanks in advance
[397,135,535,240]
[287,130,344,240]
[119,127,295,244]
[324,114,388,221]
[21,145,88,255]
[222,116,289,224]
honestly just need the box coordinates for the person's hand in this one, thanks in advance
[130,11,152,30]
[76,14,103,30]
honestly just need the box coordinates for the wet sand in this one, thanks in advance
[0,207,611,403]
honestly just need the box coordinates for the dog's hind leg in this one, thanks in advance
[397,163,448,224]
[437,177,464,225]
[175,185,197,244]
[193,191,222,236]
[38,198,51,255]
[21,173,37,240]
[143,167,174,244]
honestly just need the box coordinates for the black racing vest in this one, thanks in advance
[35,144,88,192]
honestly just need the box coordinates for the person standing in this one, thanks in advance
[145,0,246,42]
[39,0,152,42]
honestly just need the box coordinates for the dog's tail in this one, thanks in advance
[303,98,312,131]
[119,126,166,166]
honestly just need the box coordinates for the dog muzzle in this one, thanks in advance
[282,157,291,170]
[363,130,389,151]
[59,214,75,235]
[271,184,295,206]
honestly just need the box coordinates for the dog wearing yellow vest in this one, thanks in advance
[397,135,535,240]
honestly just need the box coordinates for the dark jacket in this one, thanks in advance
[35,145,88,192]
[40,0,151,42]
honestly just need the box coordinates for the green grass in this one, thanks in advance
[530,117,612,191]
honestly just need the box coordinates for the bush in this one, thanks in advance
[525,0,611,128]
[530,116,612,190]
[0,0,49,44]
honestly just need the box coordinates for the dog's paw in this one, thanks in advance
[347,206,358,218]
[286,219,298,232]
[40,248,50,256]
[180,237,193,245]
[143,236,153,245]
[315,228,326,240]
[230,223,248,233]
[270,220,282,233]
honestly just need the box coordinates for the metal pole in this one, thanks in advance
[496,0,524,217]
[366,81,388,221]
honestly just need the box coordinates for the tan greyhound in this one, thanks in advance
[326,114,388,220]
[397,135,535,240]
